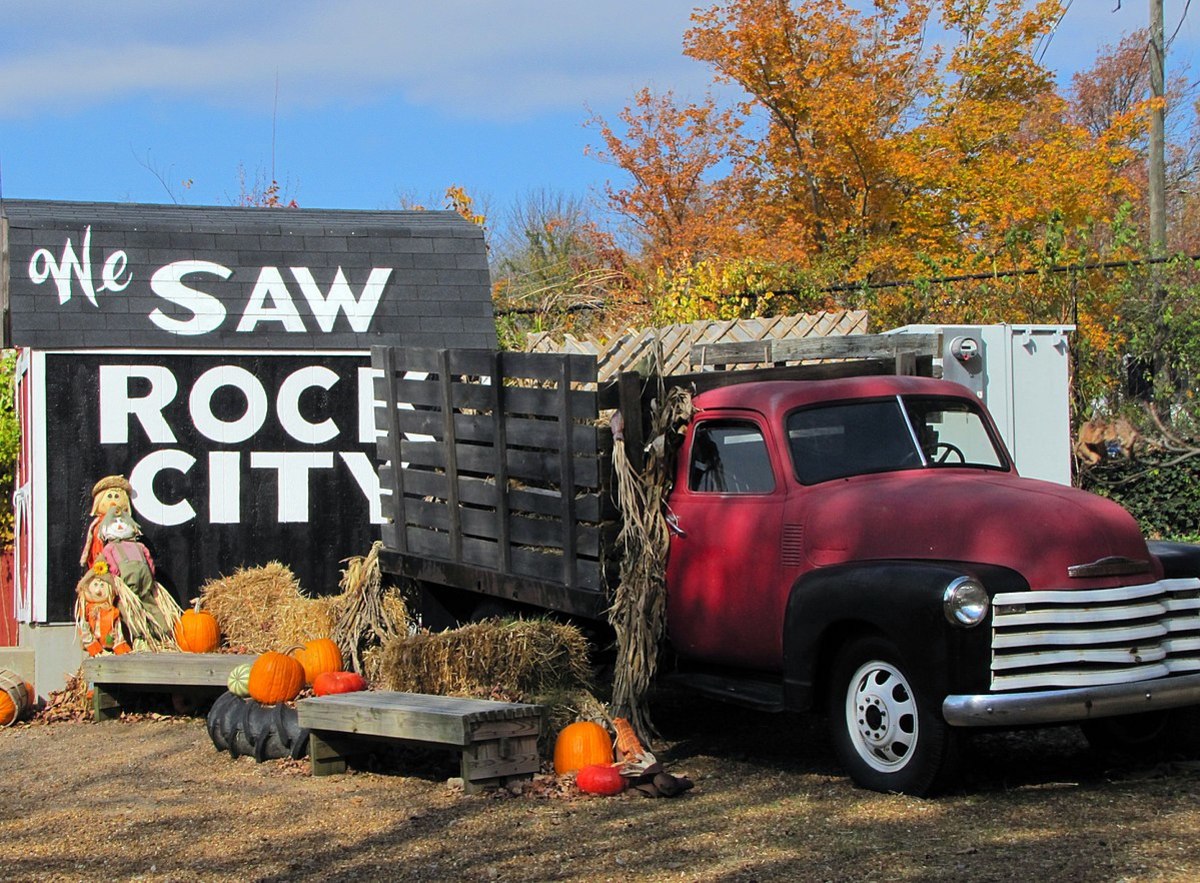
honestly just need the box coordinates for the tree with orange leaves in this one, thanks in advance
[592,0,1139,331]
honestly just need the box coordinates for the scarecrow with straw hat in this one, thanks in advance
[75,474,182,652]
[81,475,135,570]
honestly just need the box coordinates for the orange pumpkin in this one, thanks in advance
[175,600,220,653]
[0,670,30,727]
[247,651,305,704]
[553,720,614,774]
[292,638,342,685]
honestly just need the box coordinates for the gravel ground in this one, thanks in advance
[4,694,1200,882]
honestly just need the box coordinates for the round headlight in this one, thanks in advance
[943,577,989,627]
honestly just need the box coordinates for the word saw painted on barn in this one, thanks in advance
[0,201,496,623]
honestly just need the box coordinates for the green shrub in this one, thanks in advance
[1080,457,1200,542]
[0,351,18,546]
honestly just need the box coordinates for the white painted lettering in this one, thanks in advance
[277,367,340,444]
[101,250,131,293]
[290,267,392,333]
[189,366,268,444]
[339,451,384,524]
[237,266,306,333]
[29,226,103,306]
[251,452,334,522]
[130,449,197,526]
[208,451,241,523]
[149,261,230,335]
[99,365,178,444]
[357,367,384,445]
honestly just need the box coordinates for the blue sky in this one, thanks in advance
[1,1,1196,221]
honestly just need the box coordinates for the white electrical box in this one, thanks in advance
[889,324,1074,486]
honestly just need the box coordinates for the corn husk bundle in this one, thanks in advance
[608,368,694,744]
[329,541,409,675]
[198,562,335,653]
[373,618,592,700]
[112,579,183,652]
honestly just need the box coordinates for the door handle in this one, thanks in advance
[666,512,687,538]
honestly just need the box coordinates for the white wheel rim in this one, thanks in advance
[845,659,919,773]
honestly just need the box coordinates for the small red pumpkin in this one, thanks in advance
[292,638,343,685]
[247,651,305,704]
[312,670,368,696]
[576,764,626,796]
[175,600,220,653]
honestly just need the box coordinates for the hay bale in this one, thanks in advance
[374,618,592,700]
[198,562,334,653]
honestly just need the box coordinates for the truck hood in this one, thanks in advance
[802,470,1157,589]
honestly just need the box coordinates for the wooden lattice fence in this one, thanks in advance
[525,310,868,381]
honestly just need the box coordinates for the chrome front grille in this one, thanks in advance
[990,578,1200,691]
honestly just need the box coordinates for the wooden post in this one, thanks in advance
[438,349,462,564]
[617,371,646,474]
[309,732,352,776]
[92,684,121,722]
[558,358,577,589]
[490,351,511,573]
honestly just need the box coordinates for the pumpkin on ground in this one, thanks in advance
[292,638,342,685]
[227,663,253,698]
[553,720,614,774]
[175,600,221,653]
[247,651,305,704]
[576,763,627,796]
[0,670,31,727]
[312,670,367,696]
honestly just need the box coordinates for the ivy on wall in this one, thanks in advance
[1081,459,1200,543]
[0,352,18,546]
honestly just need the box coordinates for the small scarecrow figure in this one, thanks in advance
[80,475,134,570]
[74,563,132,657]
[97,507,182,648]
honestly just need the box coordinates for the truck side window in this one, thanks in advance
[688,421,775,494]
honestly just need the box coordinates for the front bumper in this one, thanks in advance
[943,672,1200,727]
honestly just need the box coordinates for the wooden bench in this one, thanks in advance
[296,691,543,793]
[83,652,257,721]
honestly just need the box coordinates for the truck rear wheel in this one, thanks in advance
[828,636,959,795]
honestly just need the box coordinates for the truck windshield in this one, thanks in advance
[786,395,1007,485]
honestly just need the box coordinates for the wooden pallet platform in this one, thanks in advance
[83,652,258,721]
[297,691,543,793]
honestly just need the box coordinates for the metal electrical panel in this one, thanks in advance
[889,324,1074,486]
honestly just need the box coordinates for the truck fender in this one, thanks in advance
[781,561,1025,712]
[1148,541,1200,579]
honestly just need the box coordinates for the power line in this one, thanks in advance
[1168,0,1194,47]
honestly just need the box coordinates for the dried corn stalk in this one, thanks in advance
[330,541,408,674]
[608,355,693,743]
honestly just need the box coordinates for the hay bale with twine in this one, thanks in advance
[373,618,593,700]
[198,561,335,653]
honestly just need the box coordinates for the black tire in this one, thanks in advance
[1082,710,1173,755]
[828,635,960,795]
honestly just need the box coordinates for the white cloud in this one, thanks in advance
[0,1,710,120]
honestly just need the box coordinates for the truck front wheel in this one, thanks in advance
[829,636,960,795]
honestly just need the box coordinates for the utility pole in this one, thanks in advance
[1149,0,1167,255]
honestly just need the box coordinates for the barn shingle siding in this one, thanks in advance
[0,200,496,350]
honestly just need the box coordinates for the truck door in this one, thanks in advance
[665,413,786,670]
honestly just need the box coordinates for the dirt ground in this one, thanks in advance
[4,692,1200,882]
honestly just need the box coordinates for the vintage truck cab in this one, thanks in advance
[664,374,1200,793]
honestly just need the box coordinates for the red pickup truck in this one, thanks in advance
[373,347,1200,794]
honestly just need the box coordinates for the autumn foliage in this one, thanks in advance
[571,0,1200,436]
